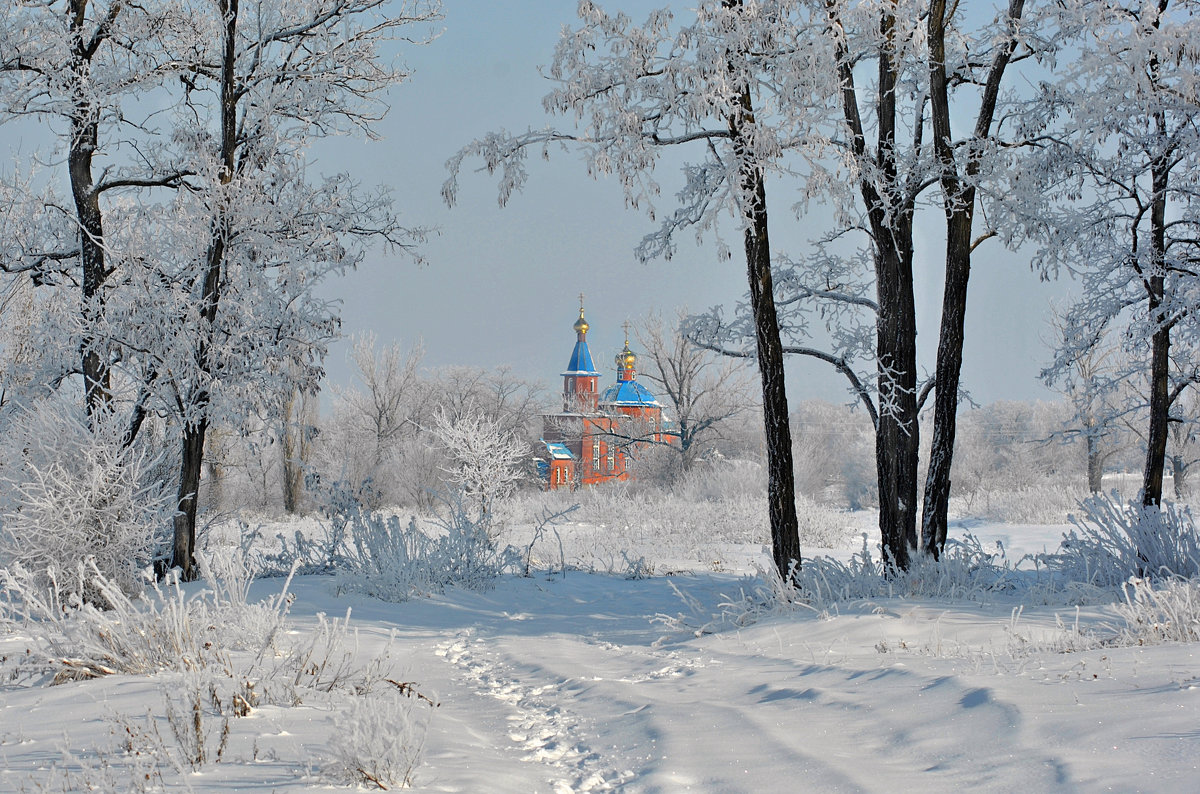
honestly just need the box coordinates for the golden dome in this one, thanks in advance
[573,307,589,334]
[616,343,636,369]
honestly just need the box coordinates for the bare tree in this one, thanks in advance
[1043,310,1128,493]
[631,310,755,475]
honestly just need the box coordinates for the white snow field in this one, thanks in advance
[2,518,1199,793]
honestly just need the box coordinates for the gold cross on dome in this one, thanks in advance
[622,320,631,345]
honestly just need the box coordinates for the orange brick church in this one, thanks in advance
[538,302,674,489]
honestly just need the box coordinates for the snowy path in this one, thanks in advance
[4,568,1198,792]
[327,573,1200,793]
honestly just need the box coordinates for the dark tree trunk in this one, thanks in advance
[171,0,239,579]
[67,1,112,419]
[1142,115,1171,506]
[173,419,207,576]
[921,208,973,558]
[729,85,801,580]
[1144,286,1170,506]
[874,237,919,571]
[922,0,1025,558]
[828,4,921,570]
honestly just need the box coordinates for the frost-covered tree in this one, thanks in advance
[1029,0,1200,507]
[445,0,810,578]
[688,0,1030,566]
[432,408,527,532]
[921,0,1029,556]
[0,0,193,419]
[1043,310,1129,493]
[150,0,440,577]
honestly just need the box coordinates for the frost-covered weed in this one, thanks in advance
[0,402,171,599]
[336,496,518,602]
[0,554,295,682]
[1044,494,1200,587]
[505,477,858,573]
[951,484,1087,525]
[795,533,1020,609]
[326,687,432,789]
[1112,577,1200,645]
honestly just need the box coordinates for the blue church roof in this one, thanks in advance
[601,379,661,407]
[563,339,600,376]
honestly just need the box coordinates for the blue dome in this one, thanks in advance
[601,379,661,407]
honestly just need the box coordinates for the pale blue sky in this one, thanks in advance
[319,1,1074,409]
[0,1,1075,411]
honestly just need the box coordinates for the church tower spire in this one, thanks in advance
[561,295,600,412]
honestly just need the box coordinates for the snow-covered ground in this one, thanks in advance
[2,518,1198,792]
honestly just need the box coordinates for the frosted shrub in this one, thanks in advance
[337,496,518,602]
[1112,578,1200,645]
[0,402,170,598]
[731,533,1020,620]
[1046,494,1200,588]
[0,555,295,682]
[338,511,439,601]
[326,688,431,789]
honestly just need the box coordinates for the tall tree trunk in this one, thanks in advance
[171,0,239,579]
[1144,277,1170,506]
[922,0,1025,557]
[729,85,801,580]
[1142,106,1171,506]
[67,1,112,419]
[828,2,920,570]
[874,237,919,571]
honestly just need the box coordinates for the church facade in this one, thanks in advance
[537,304,673,490]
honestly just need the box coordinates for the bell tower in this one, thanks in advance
[562,295,600,412]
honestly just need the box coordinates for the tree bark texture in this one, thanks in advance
[729,87,801,580]
[68,0,113,419]
[172,0,239,579]
[922,0,1025,557]
[1142,105,1171,507]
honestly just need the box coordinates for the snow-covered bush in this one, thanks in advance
[1045,494,1200,588]
[336,496,518,602]
[326,686,432,789]
[1112,577,1200,645]
[0,553,296,683]
[0,401,171,598]
[704,533,1023,628]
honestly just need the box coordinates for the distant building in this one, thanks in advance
[537,302,674,489]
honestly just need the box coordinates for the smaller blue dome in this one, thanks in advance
[600,379,661,407]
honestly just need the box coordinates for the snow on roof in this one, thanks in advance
[542,441,575,460]
[600,379,661,407]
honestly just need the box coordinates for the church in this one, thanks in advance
[537,302,674,490]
